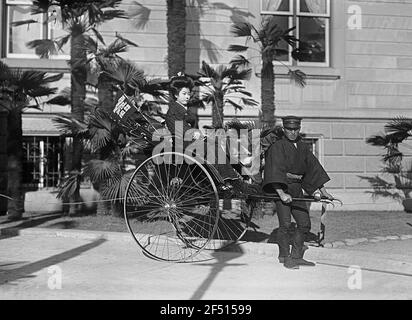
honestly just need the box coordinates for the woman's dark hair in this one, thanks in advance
[169,75,194,99]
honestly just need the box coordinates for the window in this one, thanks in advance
[261,0,330,67]
[22,136,64,190]
[302,135,324,165]
[5,0,69,58]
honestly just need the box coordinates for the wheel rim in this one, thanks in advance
[124,152,220,262]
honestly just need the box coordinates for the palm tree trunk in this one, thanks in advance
[212,94,225,128]
[98,74,114,112]
[0,110,8,216]
[7,108,24,220]
[167,0,186,77]
[261,58,275,127]
[96,75,115,215]
[69,28,87,216]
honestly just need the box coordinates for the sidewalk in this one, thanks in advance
[2,210,412,250]
[1,228,411,300]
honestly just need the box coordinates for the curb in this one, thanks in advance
[2,227,412,258]
[0,227,133,242]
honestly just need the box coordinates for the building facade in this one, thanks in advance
[1,0,412,210]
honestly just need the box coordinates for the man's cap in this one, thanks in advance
[282,115,302,129]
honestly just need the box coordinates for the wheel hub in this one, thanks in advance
[164,202,177,210]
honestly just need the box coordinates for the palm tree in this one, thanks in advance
[228,16,307,127]
[15,0,127,215]
[53,108,148,217]
[81,33,139,112]
[0,61,62,220]
[53,60,167,217]
[197,61,258,128]
[362,117,412,208]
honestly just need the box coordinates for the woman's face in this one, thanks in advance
[175,87,191,106]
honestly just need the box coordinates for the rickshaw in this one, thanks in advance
[110,92,340,263]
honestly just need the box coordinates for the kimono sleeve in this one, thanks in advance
[262,142,288,193]
[302,150,330,195]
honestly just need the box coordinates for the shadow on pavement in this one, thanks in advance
[190,244,246,300]
[0,237,106,286]
[0,213,64,240]
[0,213,62,228]
[0,212,62,226]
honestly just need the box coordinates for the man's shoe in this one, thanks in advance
[283,257,299,269]
[293,258,316,267]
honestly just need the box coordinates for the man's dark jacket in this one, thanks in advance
[262,136,330,197]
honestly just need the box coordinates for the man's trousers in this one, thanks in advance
[275,200,311,259]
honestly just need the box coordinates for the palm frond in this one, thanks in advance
[104,38,128,55]
[241,97,259,107]
[198,61,217,78]
[366,134,391,147]
[56,172,82,200]
[232,68,252,81]
[0,61,12,81]
[100,170,149,204]
[46,95,71,105]
[101,9,127,21]
[225,98,244,110]
[288,69,306,88]
[42,73,64,83]
[140,78,169,98]
[115,32,139,47]
[91,27,105,45]
[230,55,250,67]
[11,19,39,27]
[227,44,249,53]
[83,159,121,184]
[27,86,58,98]
[27,39,60,58]
[52,115,89,138]
[128,1,151,29]
[88,110,114,151]
[230,22,253,38]
[45,87,71,105]
[102,59,146,91]
[385,117,412,137]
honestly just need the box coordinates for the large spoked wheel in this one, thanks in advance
[124,152,220,262]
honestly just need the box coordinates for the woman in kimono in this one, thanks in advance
[165,74,254,193]
[262,116,334,269]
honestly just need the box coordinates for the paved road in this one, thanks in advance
[0,231,411,300]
